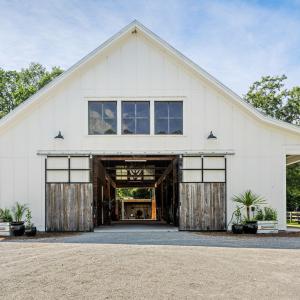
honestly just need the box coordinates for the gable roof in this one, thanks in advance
[1,20,300,134]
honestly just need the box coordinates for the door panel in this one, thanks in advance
[46,183,93,231]
[179,182,226,230]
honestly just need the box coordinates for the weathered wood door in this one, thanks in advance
[46,183,93,231]
[179,183,226,230]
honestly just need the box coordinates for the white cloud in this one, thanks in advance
[0,0,299,96]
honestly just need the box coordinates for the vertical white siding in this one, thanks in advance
[0,31,299,230]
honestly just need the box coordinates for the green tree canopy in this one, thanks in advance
[244,75,300,125]
[0,62,63,118]
[286,164,300,211]
[116,188,152,199]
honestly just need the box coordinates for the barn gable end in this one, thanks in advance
[0,21,300,231]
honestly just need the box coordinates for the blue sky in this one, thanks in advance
[0,0,300,96]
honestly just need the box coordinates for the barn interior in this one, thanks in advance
[92,155,179,227]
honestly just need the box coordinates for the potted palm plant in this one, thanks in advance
[11,202,27,236]
[0,208,13,236]
[25,208,37,237]
[232,190,266,234]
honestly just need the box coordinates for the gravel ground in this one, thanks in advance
[0,241,300,300]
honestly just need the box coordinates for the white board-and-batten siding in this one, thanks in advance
[0,22,300,230]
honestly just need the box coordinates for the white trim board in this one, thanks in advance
[37,150,236,156]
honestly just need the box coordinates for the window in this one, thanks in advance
[122,101,150,134]
[181,156,226,183]
[155,101,183,134]
[88,101,117,135]
[46,156,91,183]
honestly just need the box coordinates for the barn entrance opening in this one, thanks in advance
[93,155,179,228]
[116,187,155,221]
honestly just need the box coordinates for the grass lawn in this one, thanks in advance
[287,221,300,228]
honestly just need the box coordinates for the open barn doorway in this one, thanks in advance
[116,187,156,221]
[286,155,300,229]
[92,155,179,228]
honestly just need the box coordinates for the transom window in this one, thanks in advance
[122,101,150,134]
[88,101,117,135]
[155,101,183,134]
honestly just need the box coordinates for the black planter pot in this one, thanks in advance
[11,221,25,236]
[25,226,37,237]
[243,221,258,234]
[232,224,244,234]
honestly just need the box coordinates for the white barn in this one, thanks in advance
[1,21,300,231]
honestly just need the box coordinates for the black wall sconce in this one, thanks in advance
[207,131,217,139]
[54,131,64,139]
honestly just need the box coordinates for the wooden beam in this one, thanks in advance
[151,188,157,220]
[172,159,176,225]
[96,159,117,188]
[155,160,174,186]
[105,175,117,189]
[115,182,155,188]
[286,155,300,166]
[97,155,177,161]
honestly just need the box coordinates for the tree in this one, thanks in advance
[245,75,300,211]
[0,63,63,119]
[0,69,18,118]
[244,75,300,125]
[116,188,151,199]
[286,163,300,211]
[282,87,300,125]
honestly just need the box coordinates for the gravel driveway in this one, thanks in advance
[1,241,300,300]
[1,229,300,299]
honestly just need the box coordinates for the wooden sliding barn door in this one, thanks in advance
[179,183,226,230]
[179,156,226,231]
[46,183,93,231]
[45,156,93,232]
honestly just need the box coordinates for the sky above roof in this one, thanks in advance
[0,0,300,96]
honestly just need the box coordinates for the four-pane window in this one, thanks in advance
[88,101,183,135]
[88,101,117,135]
[155,101,183,134]
[122,101,150,134]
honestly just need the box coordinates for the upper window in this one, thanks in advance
[155,101,183,134]
[88,101,117,135]
[122,101,150,134]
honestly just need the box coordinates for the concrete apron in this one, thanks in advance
[94,223,178,233]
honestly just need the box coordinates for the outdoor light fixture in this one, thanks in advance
[54,131,64,139]
[207,131,217,140]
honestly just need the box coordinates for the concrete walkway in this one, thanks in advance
[6,224,300,249]
[94,222,178,233]
[287,226,300,232]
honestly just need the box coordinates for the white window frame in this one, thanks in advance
[83,96,186,136]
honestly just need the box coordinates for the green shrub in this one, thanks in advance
[0,208,13,222]
[25,208,33,228]
[255,208,264,221]
[12,202,28,222]
[228,206,244,225]
[233,206,243,224]
[255,207,277,221]
[264,207,277,221]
